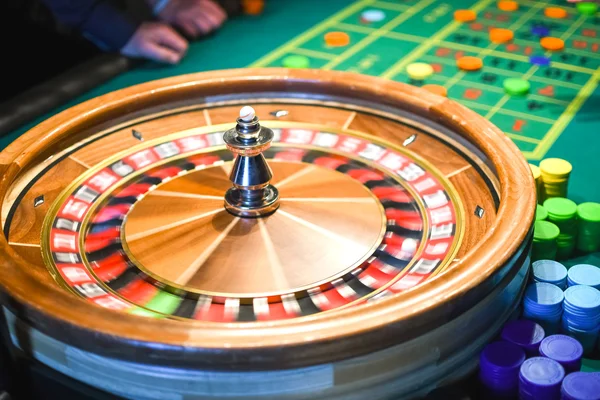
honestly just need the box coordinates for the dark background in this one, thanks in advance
[0,1,102,104]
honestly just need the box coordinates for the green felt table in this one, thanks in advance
[1,0,600,381]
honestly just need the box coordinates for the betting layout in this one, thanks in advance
[258,0,600,161]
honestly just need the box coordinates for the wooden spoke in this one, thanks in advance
[276,209,364,249]
[149,190,224,201]
[281,197,374,203]
[257,219,289,291]
[271,165,316,188]
[126,207,223,242]
[175,216,240,285]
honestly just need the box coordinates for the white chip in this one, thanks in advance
[361,9,386,22]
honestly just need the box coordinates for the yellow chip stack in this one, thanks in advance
[530,163,543,203]
[539,158,572,199]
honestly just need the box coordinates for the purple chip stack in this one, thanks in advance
[479,341,526,397]
[539,334,584,374]
[501,319,545,356]
[519,357,565,400]
[561,372,600,400]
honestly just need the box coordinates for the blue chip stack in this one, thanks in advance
[501,319,545,357]
[539,334,584,374]
[519,357,565,400]
[562,285,600,355]
[533,260,568,289]
[479,341,526,397]
[567,264,600,289]
[523,282,564,334]
[561,371,600,400]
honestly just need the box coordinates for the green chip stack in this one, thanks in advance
[576,202,600,253]
[536,204,548,221]
[532,220,560,261]
[539,158,572,199]
[543,197,578,260]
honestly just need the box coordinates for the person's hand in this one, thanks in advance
[156,0,227,38]
[121,22,188,64]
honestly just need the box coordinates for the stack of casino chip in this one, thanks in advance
[519,357,565,399]
[532,260,567,289]
[478,341,526,397]
[576,202,600,253]
[562,285,600,355]
[539,158,572,199]
[544,197,578,259]
[539,334,584,374]
[561,372,600,400]
[536,204,548,221]
[567,264,600,289]
[523,282,564,335]
[532,220,560,261]
[500,319,545,356]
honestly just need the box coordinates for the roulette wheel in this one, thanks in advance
[0,69,536,399]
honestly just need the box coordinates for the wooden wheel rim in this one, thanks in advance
[0,68,535,365]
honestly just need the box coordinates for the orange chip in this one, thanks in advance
[540,37,565,51]
[324,31,350,47]
[498,1,519,12]
[489,28,514,43]
[454,9,477,22]
[544,7,568,19]
[242,0,264,15]
[457,56,483,71]
[422,84,448,97]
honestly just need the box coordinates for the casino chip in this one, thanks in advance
[503,78,530,96]
[544,7,568,19]
[540,158,572,199]
[568,264,600,289]
[532,220,560,261]
[360,9,385,23]
[500,320,545,356]
[541,37,565,51]
[489,28,514,43]
[523,283,564,336]
[577,2,599,15]
[576,202,600,253]
[421,84,447,97]
[324,31,350,47]
[497,1,519,12]
[531,26,551,37]
[561,372,600,400]
[457,56,483,71]
[519,357,565,398]
[282,55,310,69]
[544,197,578,259]
[532,259,567,288]
[479,341,525,395]
[241,0,264,15]
[540,335,584,374]
[530,55,551,66]
[406,63,434,80]
[453,9,477,22]
[536,204,548,221]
